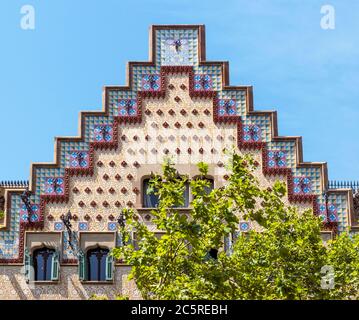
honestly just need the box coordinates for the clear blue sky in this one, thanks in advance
[0,0,358,181]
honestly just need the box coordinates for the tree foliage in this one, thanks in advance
[112,153,359,300]
[326,232,359,299]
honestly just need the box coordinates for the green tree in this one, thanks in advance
[112,153,359,300]
[325,232,359,299]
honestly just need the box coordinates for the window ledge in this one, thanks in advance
[137,208,192,212]
[33,280,60,285]
[80,281,114,285]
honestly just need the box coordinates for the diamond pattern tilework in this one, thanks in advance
[318,203,339,223]
[0,239,19,259]
[87,117,115,141]
[19,204,40,223]
[163,39,191,66]
[218,91,246,115]
[318,204,329,223]
[54,222,64,231]
[243,124,262,142]
[34,168,65,196]
[242,115,271,142]
[327,193,348,232]
[0,195,21,259]
[327,204,338,223]
[118,99,138,117]
[93,125,114,143]
[67,151,90,169]
[60,143,90,168]
[293,167,322,194]
[142,74,161,91]
[132,65,159,92]
[266,141,296,169]
[267,150,287,168]
[239,221,251,232]
[293,177,312,195]
[108,91,137,117]
[218,99,237,116]
[156,29,198,66]
[78,222,89,231]
[196,65,222,91]
[108,222,117,231]
[43,177,65,195]
[194,74,213,91]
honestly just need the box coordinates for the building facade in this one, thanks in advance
[0,25,358,300]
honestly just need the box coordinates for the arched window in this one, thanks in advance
[81,247,113,282]
[32,247,59,281]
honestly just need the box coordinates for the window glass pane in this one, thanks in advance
[33,248,55,281]
[143,179,160,208]
[86,248,109,281]
[204,179,214,194]
[132,233,139,251]
[88,252,99,281]
[99,255,107,281]
[45,254,53,280]
[191,178,214,200]
[174,182,189,207]
[35,253,45,281]
[143,178,191,208]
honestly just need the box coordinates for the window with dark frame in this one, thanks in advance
[33,247,55,281]
[191,177,214,198]
[86,247,109,282]
[175,182,190,208]
[143,178,160,208]
[204,178,214,194]
[143,178,190,208]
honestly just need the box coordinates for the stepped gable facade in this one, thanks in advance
[0,25,357,300]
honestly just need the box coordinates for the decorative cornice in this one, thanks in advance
[0,181,29,188]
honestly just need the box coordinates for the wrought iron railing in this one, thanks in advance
[0,180,29,188]
[329,180,359,191]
